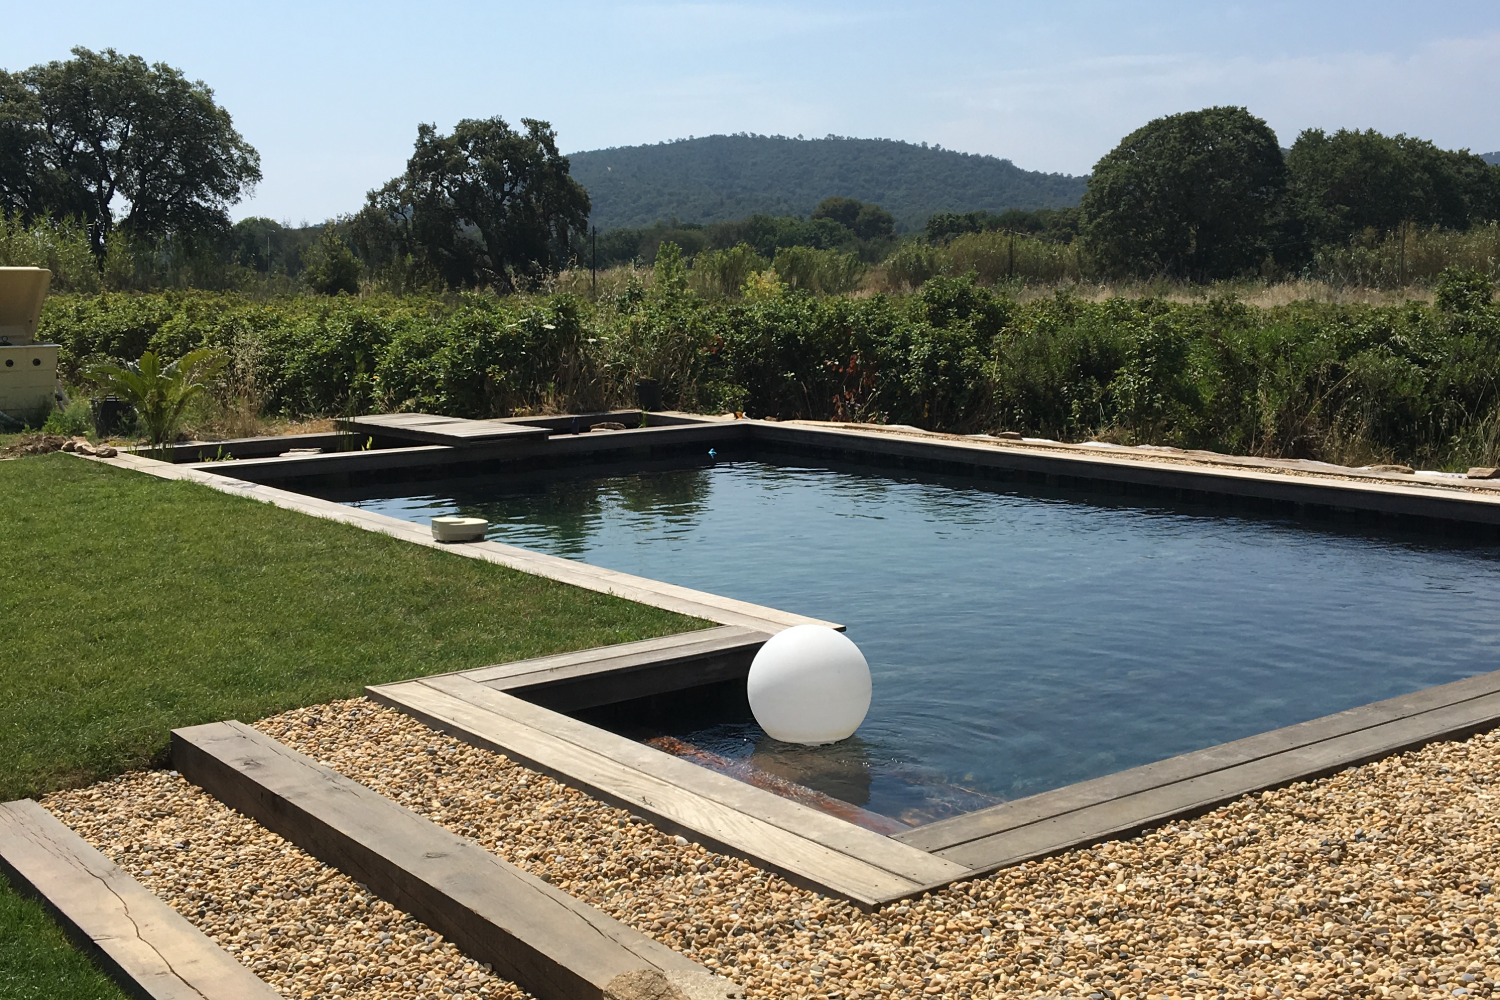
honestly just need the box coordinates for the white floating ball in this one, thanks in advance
[747,625,871,745]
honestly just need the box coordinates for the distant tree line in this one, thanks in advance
[1077,106,1500,281]
[589,196,896,269]
[4,49,1495,295]
[924,207,1081,244]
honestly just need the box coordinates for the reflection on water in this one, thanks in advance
[448,465,714,555]
[321,452,1500,823]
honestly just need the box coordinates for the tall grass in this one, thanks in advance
[1314,223,1500,289]
[936,230,1086,286]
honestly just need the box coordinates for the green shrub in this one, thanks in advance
[32,282,1500,469]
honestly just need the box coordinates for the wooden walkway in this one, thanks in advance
[372,634,1500,905]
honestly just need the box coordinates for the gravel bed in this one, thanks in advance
[43,770,531,1000]
[46,697,1500,1000]
[255,699,1500,1000]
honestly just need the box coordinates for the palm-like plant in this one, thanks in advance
[88,348,227,454]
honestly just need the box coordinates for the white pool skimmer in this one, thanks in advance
[431,516,489,542]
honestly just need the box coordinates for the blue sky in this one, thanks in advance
[4,1,1498,224]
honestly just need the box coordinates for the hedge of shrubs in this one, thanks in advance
[37,258,1500,470]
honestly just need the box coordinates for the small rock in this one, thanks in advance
[589,422,628,432]
[1365,463,1414,474]
[1466,467,1500,479]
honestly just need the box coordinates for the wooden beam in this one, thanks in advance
[894,671,1500,876]
[467,625,771,711]
[340,413,552,447]
[367,676,968,906]
[749,422,1500,525]
[0,798,283,1000]
[171,722,739,1000]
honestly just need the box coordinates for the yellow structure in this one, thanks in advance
[0,268,56,419]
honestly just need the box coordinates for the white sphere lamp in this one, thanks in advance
[747,625,871,745]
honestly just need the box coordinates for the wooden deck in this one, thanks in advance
[372,638,1500,906]
[368,672,968,909]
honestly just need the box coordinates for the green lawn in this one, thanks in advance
[0,873,127,1000]
[0,452,705,998]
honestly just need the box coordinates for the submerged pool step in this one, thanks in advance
[0,798,283,1000]
[171,721,740,1000]
[898,666,1500,875]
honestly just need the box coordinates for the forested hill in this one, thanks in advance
[567,134,1088,232]
[1484,151,1500,166]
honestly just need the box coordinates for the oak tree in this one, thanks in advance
[1080,106,1285,280]
[0,47,260,255]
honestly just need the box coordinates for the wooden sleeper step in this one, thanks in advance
[0,797,283,1000]
[171,720,741,1000]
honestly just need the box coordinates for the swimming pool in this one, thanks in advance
[321,450,1500,825]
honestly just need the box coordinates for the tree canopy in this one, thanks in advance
[352,117,589,291]
[1281,129,1500,263]
[0,47,260,255]
[1080,106,1286,280]
[810,196,895,240]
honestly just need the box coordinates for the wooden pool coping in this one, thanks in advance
[81,415,1500,907]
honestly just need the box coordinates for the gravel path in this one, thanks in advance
[46,696,1500,1000]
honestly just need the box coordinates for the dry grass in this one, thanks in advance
[547,262,1453,309]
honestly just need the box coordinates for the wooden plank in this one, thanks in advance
[466,627,765,685]
[0,798,283,1000]
[466,626,771,711]
[179,421,750,481]
[171,722,739,1000]
[921,689,1500,876]
[342,413,552,447]
[377,682,928,905]
[368,676,965,902]
[898,665,1500,853]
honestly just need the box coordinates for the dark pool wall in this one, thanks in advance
[317,455,1500,825]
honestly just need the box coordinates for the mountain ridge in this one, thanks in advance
[566,134,1088,232]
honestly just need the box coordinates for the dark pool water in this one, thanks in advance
[320,453,1500,825]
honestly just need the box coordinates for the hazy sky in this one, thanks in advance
[5,1,1498,224]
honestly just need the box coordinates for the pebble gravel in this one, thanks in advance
[45,696,1500,1000]
[43,770,532,1000]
